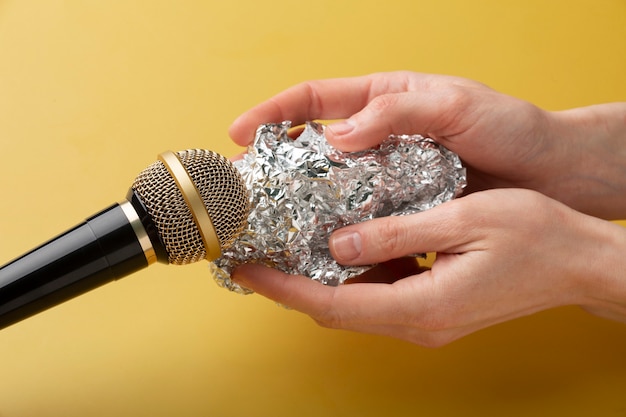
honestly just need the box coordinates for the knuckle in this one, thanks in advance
[305,82,324,116]
[310,291,346,330]
[427,85,475,131]
[374,218,410,257]
[292,80,325,117]
[440,85,473,111]
[438,198,474,231]
[439,82,473,105]
[367,93,400,115]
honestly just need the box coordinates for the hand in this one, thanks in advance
[231,189,626,347]
[230,71,626,219]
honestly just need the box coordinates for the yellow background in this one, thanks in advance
[1,1,625,416]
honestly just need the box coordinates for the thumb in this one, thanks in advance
[325,89,468,152]
[329,197,480,265]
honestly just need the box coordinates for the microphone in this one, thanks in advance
[0,149,250,329]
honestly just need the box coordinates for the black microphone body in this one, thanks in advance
[0,191,166,329]
[0,149,250,330]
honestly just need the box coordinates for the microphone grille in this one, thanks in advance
[132,149,249,265]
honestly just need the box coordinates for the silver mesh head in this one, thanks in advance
[131,149,250,265]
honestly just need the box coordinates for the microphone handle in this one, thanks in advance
[0,200,157,329]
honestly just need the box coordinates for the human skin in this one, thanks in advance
[230,72,626,219]
[228,72,626,346]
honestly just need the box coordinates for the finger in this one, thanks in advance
[329,197,482,265]
[343,321,474,348]
[230,263,421,327]
[326,86,479,152]
[229,72,487,150]
[230,264,481,347]
[230,264,486,347]
[228,72,443,146]
[231,264,332,312]
[228,75,375,146]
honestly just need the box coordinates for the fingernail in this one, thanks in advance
[331,231,362,262]
[328,119,355,136]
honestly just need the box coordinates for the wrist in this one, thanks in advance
[576,217,626,322]
[546,103,626,219]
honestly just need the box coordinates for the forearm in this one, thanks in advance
[578,215,626,323]
[549,102,626,219]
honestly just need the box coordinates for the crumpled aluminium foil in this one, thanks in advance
[210,121,466,293]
